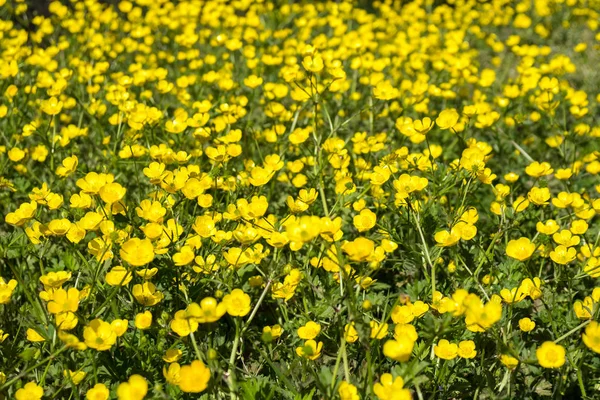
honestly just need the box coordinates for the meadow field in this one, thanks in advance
[1,0,600,398]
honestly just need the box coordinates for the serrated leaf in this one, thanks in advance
[535,379,553,396]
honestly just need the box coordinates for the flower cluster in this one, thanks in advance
[1,0,600,398]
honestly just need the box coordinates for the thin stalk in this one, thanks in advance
[554,320,590,344]
[412,210,436,299]
[241,279,272,335]
[189,330,204,361]
[341,339,350,383]
[228,319,241,399]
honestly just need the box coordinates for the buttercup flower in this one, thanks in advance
[84,319,117,351]
[16,382,44,400]
[178,360,211,393]
[222,289,251,317]
[120,238,155,267]
[536,342,565,369]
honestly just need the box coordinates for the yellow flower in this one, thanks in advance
[261,325,283,342]
[40,272,71,290]
[536,220,560,235]
[512,196,530,212]
[222,289,251,317]
[434,229,460,247]
[452,221,477,241]
[555,168,573,180]
[298,321,321,340]
[173,245,195,266]
[143,162,166,183]
[5,201,37,227]
[465,299,502,332]
[178,360,211,393]
[185,297,227,323]
[0,277,18,304]
[500,287,527,304]
[105,266,133,286]
[16,382,44,400]
[344,322,359,343]
[56,312,78,331]
[136,268,158,280]
[99,182,126,204]
[135,311,152,330]
[222,247,251,267]
[582,321,600,354]
[505,237,536,261]
[436,108,460,130]
[248,166,274,187]
[163,348,183,363]
[46,218,72,236]
[370,321,389,340]
[525,161,553,177]
[64,370,86,385]
[86,383,110,400]
[302,55,324,73]
[47,287,80,314]
[413,117,434,135]
[111,319,129,337]
[342,237,375,262]
[552,230,580,247]
[500,354,519,370]
[76,172,114,194]
[8,147,26,162]
[163,363,181,385]
[434,339,458,360]
[373,81,399,100]
[570,220,589,235]
[536,341,565,368]
[338,381,360,400]
[132,282,164,306]
[457,340,477,359]
[549,245,577,264]
[391,304,415,324]
[518,317,536,332]
[584,258,600,278]
[56,331,86,351]
[394,324,418,342]
[383,338,415,362]
[84,319,117,351]
[27,328,46,342]
[296,339,323,360]
[136,200,166,223]
[353,208,377,232]
[120,238,155,267]
[527,187,551,206]
[520,278,543,299]
[41,96,63,115]
[56,155,78,177]
[117,375,147,400]
[170,310,198,337]
[373,373,411,400]
[244,74,263,88]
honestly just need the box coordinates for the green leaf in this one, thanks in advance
[534,379,553,397]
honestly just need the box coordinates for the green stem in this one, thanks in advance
[554,320,590,344]
[412,210,436,299]
[341,338,350,383]
[331,341,344,389]
[189,330,204,361]
[50,115,56,171]
[241,279,272,336]
[228,319,241,399]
